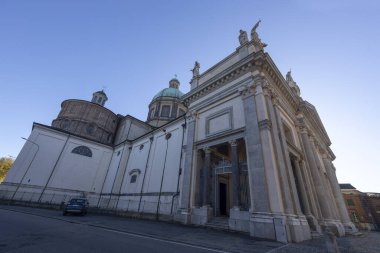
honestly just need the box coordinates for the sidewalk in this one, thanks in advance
[270,231,380,253]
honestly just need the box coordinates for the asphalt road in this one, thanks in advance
[0,208,228,253]
[2,205,379,253]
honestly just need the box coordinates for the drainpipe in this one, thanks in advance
[97,150,116,208]
[38,135,70,203]
[10,137,40,202]
[170,117,187,214]
[138,136,154,212]
[106,142,126,209]
[115,145,132,209]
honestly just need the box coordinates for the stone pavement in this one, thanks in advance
[269,231,380,253]
[1,204,380,253]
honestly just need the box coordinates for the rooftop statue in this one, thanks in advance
[239,29,248,46]
[251,20,267,50]
[286,70,294,83]
[191,61,200,78]
[286,70,301,96]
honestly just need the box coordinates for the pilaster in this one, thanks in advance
[239,81,270,213]
[175,111,197,224]
[253,76,283,214]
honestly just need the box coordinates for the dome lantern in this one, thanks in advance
[91,90,108,106]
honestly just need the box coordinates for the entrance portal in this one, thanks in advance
[219,182,227,215]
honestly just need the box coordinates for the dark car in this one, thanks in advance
[62,198,89,216]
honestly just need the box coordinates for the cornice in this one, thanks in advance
[299,101,331,146]
[182,52,261,105]
[258,54,301,112]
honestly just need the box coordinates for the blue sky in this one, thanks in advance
[0,0,379,192]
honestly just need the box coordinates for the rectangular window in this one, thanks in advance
[149,107,155,119]
[347,199,355,206]
[351,211,359,222]
[161,105,170,117]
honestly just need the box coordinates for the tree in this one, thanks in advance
[0,157,13,182]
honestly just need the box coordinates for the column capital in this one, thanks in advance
[271,91,280,106]
[297,123,308,134]
[252,75,268,87]
[321,152,334,161]
[291,155,301,162]
[186,110,198,122]
[258,119,272,130]
[262,82,273,98]
[229,140,238,146]
[238,82,256,98]
[203,147,211,154]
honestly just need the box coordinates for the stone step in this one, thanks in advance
[205,217,230,231]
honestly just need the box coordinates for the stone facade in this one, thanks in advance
[0,22,355,243]
[340,184,380,230]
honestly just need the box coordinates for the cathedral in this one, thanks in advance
[0,22,357,243]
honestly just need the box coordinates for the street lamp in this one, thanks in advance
[10,137,39,202]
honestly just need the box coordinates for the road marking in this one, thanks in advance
[101,227,231,253]
[0,207,231,253]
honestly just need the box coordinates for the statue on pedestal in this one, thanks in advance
[191,61,200,78]
[250,20,267,50]
[239,29,248,46]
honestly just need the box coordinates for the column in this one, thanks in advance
[309,138,337,220]
[267,91,298,215]
[300,158,322,219]
[323,155,352,225]
[230,140,240,208]
[300,127,334,220]
[195,150,203,207]
[202,147,211,206]
[291,157,312,215]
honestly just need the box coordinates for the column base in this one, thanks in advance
[322,219,345,237]
[306,214,322,236]
[343,221,359,234]
[287,215,312,242]
[190,206,213,225]
[250,212,312,243]
[229,207,250,232]
[174,209,191,224]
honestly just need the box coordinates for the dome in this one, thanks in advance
[152,87,184,101]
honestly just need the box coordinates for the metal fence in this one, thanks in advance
[0,189,179,217]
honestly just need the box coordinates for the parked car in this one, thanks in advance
[62,198,89,216]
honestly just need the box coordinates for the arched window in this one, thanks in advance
[72,146,92,157]
[130,175,137,183]
[129,169,141,183]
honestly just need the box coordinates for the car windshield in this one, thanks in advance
[69,199,85,204]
